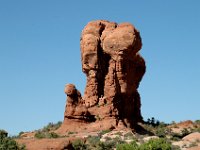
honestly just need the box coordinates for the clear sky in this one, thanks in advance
[0,1,199,135]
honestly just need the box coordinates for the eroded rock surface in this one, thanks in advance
[64,84,89,120]
[58,20,146,133]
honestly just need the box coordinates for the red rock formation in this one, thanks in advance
[58,20,146,133]
[64,84,89,121]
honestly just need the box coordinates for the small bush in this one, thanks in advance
[142,124,154,133]
[42,121,62,132]
[68,131,76,135]
[18,131,25,138]
[72,139,87,150]
[115,132,123,136]
[99,129,111,137]
[170,132,182,141]
[112,136,125,145]
[124,132,134,138]
[181,128,190,137]
[117,138,175,150]
[124,132,136,141]
[146,117,167,127]
[87,135,101,148]
[34,131,59,139]
[155,127,166,138]
[48,132,59,138]
[0,130,8,139]
[172,145,181,150]
[170,136,181,141]
[34,131,46,139]
[195,120,200,124]
[34,121,62,139]
[158,122,168,128]
[117,140,139,150]
[97,141,115,150]
[86,135,125,150]
[0,129,26,150]
[192,128,200,133]
[139,138,171,150]
[104,136,112,141]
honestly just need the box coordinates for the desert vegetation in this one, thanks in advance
[66,118,199,149]
[71,136,177,150]
[34,121,61,139]
[2,119,200,149]
[0,129,26,150]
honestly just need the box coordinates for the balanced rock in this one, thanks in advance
[58,20,146,133]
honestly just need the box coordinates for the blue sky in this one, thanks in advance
[0,1,199,135]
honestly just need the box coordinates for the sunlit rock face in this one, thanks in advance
[59,20,146,133]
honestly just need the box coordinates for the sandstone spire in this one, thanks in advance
[58,20,146,133]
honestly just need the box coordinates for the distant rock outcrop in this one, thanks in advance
[58,20,146,133]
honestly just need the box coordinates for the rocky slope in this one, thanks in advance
[16,120,200,150]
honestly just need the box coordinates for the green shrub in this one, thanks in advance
[42,121,62,132]
[195,120,200,124]
[170,136,181,141]
[17,131,24,138]
[139,138,171,150]
[0,130,8,139]
[117,138,175,150]
[142,124,154,133]
[87,135,101,147]
[117,141,139,150]
[104,136,112,141]
[34,121,62,139]
[170,132,182,141]
[146,117,167,127]
[192,128,200,133]
[115,132,123,136]
[68,131,77,135]
[158,122,168,128]
[34,131,59,139]
[47,132,59,138]
[72,139,87,150]
[34,131,46,139]
[181,128,190,137]
[0,129,26,150]
[155,127,166,138]
[112,136,125,145]
[97,141,115,150]
[124,132,134,138]
[99,129,111,135]
[86,135,124,150]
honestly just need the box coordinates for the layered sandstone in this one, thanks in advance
[58,20,146,133]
